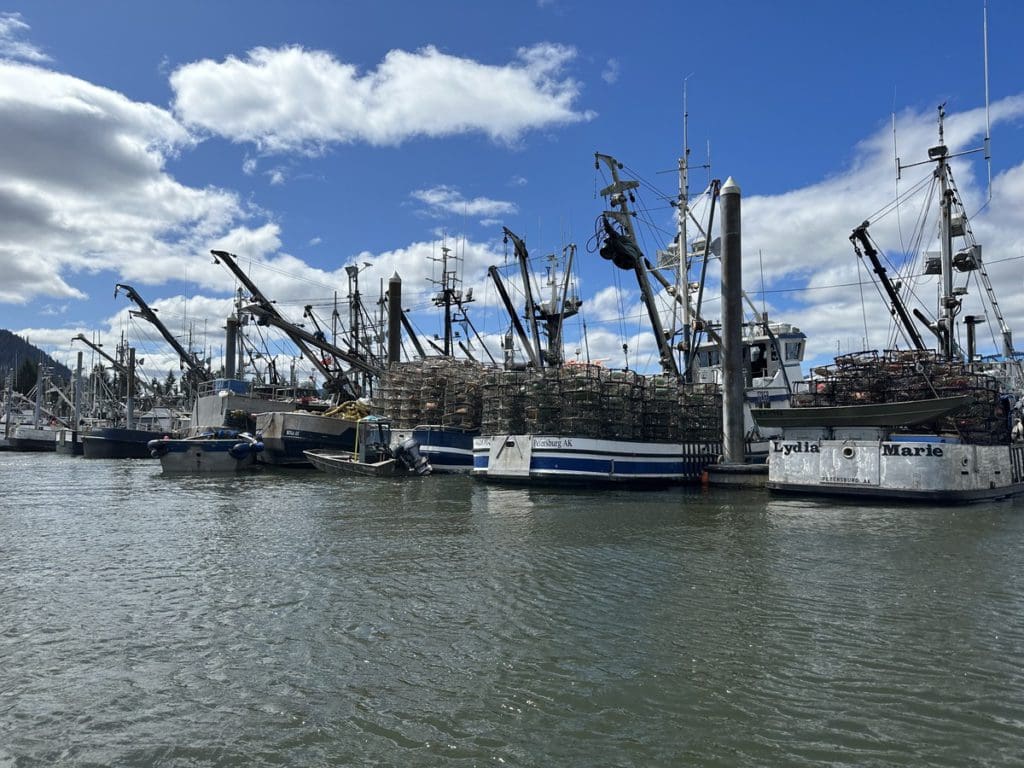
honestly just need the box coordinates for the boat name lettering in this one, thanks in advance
[535,438,574,448]
[285,429,301,437]
[881,443,944,458]
[773,440,819,455]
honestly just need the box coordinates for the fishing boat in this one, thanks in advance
[147,428,264,473]
[691,318,806,459]
[472,155,724,485]
[203,252,389,468]
[378,243,490,473]
[8,423,58,452]
[472,365,721,485]
[755,106,1024,503]
[81,408,186,459]
[254,397,360,467]
[6,366,63,452]
[304,415,431,477]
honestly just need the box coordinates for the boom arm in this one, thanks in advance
[212,249,370,395]
[114,284,212,381]
[71,334,158,394]
[849,224,927,352]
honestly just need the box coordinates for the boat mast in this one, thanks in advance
[488,264,541,369]
[934,107,958,362]
[595,152,680,377]
[678,86,692,377]
[211,250,374,398]
[502,228,545,368]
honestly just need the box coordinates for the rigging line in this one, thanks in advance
[235,258,348,293]
[864,173,933,226]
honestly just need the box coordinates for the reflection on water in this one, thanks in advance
[3,452,1024,766]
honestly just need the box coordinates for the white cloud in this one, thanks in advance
[713,96,1024,367]
[0,60,270,304]
[0,13,49,63]
[601,58,620,85]
[411,185,518,218]
[169,43,596,153]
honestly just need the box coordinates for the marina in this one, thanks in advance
[4,2,1024,765]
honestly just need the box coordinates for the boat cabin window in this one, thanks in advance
[748,343,768,378]
[361,422,390,446]
[784,340,804,361]
[697,349,720,368]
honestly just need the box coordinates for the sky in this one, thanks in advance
[2,0,1024,387]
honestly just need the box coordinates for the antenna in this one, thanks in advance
[983,0,992,202]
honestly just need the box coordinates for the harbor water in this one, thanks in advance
[3,451,1024,766]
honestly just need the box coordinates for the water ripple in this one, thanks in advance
[4,454,1024,765]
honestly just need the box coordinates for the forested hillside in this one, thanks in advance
[0,329,72,392]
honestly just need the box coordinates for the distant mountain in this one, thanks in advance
[0,329,72,383]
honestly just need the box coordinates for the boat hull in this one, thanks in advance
[304,449,399,477]
[151,437,261,473]
[255,411,358,467]
[8,426,57,452]
[767,436,1024,502]
[82,427,175,459]
[392,425,476,473]
[752,395,974,429]
[472,434,720,486]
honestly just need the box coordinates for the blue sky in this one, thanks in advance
[2,0,1024,384]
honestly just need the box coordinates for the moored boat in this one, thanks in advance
[472,155,725,486]
[255,403,360,467]
[756,107,1024,503]
[304,415,431,477]
[82,408,186,459]
[473,433,717,485]
[147,428,264,473]
[8,423,58,452]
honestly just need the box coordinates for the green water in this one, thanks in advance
[3,452,1023,766]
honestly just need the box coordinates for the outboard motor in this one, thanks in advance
[393,437,432,476]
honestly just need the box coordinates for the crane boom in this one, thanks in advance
[114,284,213,381]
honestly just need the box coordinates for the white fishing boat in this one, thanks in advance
[254,398,360,467]
[472,156,724,486]
[8,423,58,452]
[756,107,1024,503]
